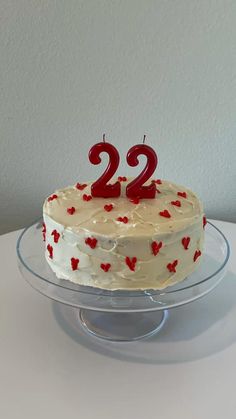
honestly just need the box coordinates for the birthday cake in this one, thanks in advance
[43,175,206,290]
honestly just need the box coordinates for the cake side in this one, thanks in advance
[42,178,205,290]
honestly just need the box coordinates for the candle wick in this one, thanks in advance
[143,135,146,144]
[103,134,106,142]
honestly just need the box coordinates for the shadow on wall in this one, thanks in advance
[0,188,43,236]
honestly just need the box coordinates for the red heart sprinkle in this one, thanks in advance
[193,250,202,262]
[203,216,207,228]
[125,256,137,271]
[76,183,87,190]
[130,198,140,204]
[85,237,98,249]
[117,216,129,223]
[171,200,181,207]
[47,244,53,259]
[48,194,58,202]
[118,176,127,182]
[100,263,111,272]
[104,204,114,212]
[152,179,162,185]
[182,236,190,250]
[159,210,171,218]
[51,229,60,243]
[67,206,76,215]
[71,257,79,271]
[83,194,92,201]
[177,191,187,199]
[42,223,46,241]
[167,259,178,273]
[151,241,163,256]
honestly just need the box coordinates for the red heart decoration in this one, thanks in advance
[117,216,129,224]
[118,176,127,182]
[85,237,98,249]
[203,216,207,228]
[48,194,58,202]
[104,204,114,212]
[51,229,60,244]
[159,210,171,218]
[100,263,111,272]
[182,236,190,250]
[76,183,87,190]
[171,200,181,207]
[193,250,201,262]
[47,244,53,259]
[151,241,163,256]
[177,191,187,199]
[167,259,178,273]
[42,223,46,241]
[125,256,137,271]
[67,206,76,215]
[71,257,79,271]
[83,194,92,201]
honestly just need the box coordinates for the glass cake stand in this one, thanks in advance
[16,220,230,342]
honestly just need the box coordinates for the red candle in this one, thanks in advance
[126,136,158,199]
[89,135,121,198]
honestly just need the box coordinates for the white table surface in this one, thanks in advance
[1,219,236,419]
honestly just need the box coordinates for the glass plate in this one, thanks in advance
[17,220,230,341]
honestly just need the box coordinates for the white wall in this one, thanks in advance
[1,0,236,235]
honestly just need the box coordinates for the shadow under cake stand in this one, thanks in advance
[17,220,230,342]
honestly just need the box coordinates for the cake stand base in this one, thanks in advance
[78,309,169,341]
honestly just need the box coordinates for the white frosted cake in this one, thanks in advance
[43,178,206,290]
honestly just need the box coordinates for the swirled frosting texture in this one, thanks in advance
[43,179,205,290]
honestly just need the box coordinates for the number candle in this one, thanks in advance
[126,136,158,199]
[89,135,121,198]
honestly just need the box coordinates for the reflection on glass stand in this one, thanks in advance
[17,220,230,341]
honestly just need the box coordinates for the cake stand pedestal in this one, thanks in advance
[17,220,229,342]
[79,309,168,341]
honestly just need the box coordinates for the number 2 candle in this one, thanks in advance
[89,135,121,198]
[126,136,158,199]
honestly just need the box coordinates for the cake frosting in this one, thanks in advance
[43,178,205,290]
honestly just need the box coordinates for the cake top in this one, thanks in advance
[43,178,203,238]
